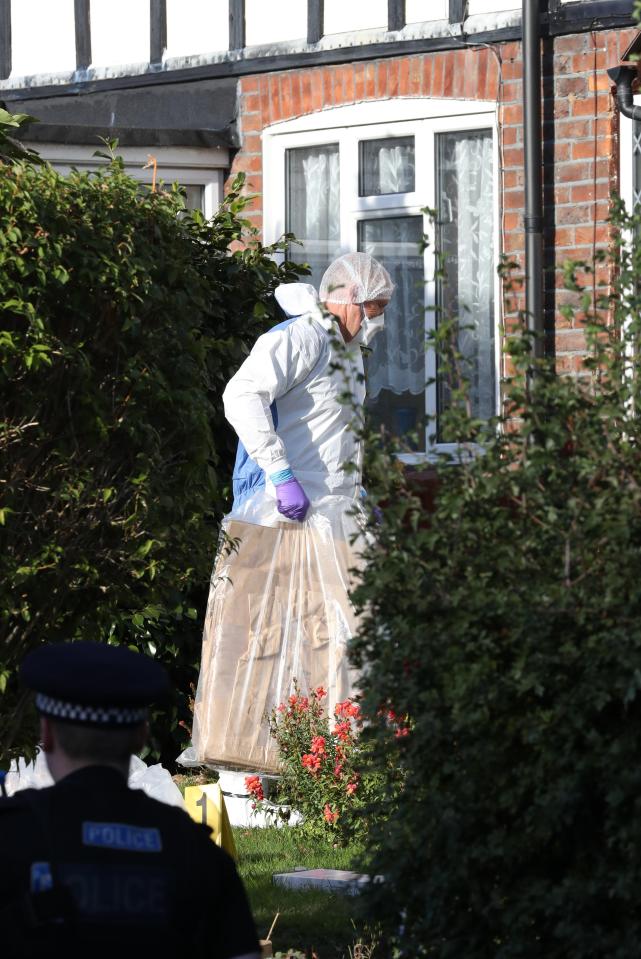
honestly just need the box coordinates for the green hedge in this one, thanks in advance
[352,209,641,957]
[0,145,300,766]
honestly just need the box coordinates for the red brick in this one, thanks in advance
[555,118,592,140]
[365,63,376,99]
[503,146,524,167]
[556,76,588,97]
[333,66,346,104]
[234,153,262,173]
[463,48,479,100]
[588,71,611,93]
[290,73,302,116]
[354,63,365,102]
[242,134,262,154]
[307,69,321,112]
[554,226,576,247]
[484,50,500,99]
[443,52,455,97]
[259,75,270,121]
[243,93,260,113]
[571,137,612,160]
[268,75,282,122]
[502,104,523,125]
[554,34,588,54]
[300,71,313,114]
[554,186,572,204]
[555,160,592,183]
[399,58,410,96]
[504,211,521,231]
[502,59,522,81]
[344,65,355,103]
[570,51,606,73]
[475,48,488,100]
[570,183,597,203]
[500,80,521,103]
[241,111,264,134]
[422,55,433,96]
[322,66,334,107]
[280,74,293,118]
[387,59,399,97]
[571,93,610,116]
[432,54,444,97]
[575,224,610,245]
[556,330,587,352]
[504,191,524,210]
[242,76,260,94]
[409,56,422,95]
[503,169,523,190]
[502,126,520,146]
[376,60,387,98]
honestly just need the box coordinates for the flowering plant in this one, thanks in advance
[262,681,384,842]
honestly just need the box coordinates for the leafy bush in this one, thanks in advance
[351,203,641,957]
[0,128,301,765]
[255,683,387,843]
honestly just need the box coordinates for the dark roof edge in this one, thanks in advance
[16,124,237,149]
[0,10,635,103]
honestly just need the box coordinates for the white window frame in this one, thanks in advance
[263,98,501,461]
[33,143,229,218]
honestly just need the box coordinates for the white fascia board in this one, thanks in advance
[35,143,229,171]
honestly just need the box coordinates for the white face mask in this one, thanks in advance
[354,304,385,346]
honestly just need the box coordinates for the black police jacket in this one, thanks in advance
[0,765,259,959]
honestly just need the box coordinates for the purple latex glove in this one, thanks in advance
[274,478,310,522]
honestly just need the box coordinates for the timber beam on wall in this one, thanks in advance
[74,0,91,71]
[0,0,10,81]
[308,0,323,44]
[150,0,167,65]
[229,0,245,51]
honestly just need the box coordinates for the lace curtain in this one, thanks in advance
[287,145,340,291]
[437,130,495,421]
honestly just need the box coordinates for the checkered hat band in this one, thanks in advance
[35,693,147,726]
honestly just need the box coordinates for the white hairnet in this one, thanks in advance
[319,252,395,305]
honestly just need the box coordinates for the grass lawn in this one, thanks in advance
[234,826,375,959]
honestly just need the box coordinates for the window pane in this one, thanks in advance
[359,136,415,197]
[286,145,341,292]
[436,129,495,433]
[358,217,425,450]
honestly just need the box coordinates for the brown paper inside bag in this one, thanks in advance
[192,518,362,774]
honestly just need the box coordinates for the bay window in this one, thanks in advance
[263,98,499,455]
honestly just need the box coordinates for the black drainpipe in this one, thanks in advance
[523,0,544,362]
[607,64,641,121]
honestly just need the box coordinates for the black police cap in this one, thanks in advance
[21,642,170,727]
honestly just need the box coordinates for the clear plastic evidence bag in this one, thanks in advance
[191,492,365,775]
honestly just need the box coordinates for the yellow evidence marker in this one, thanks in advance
[184,783,237,860]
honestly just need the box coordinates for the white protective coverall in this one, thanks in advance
[191,262,392,775]
[223,282,365,520]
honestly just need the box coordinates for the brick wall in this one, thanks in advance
[230,27,637,371]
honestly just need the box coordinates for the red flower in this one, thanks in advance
[333,763,344,779]
[324,804,339,824]
[289,694,298,706]
[245,775,264,801]
[277,704,286,713]
[346,781,358,796]
[310,735,326,756]
[302,753,321,773]
[297,696,309,712]
[395,725,410,739]
[333,720,351,742]
[315,686,327,699]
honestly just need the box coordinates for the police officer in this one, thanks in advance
[0,642,261,959]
